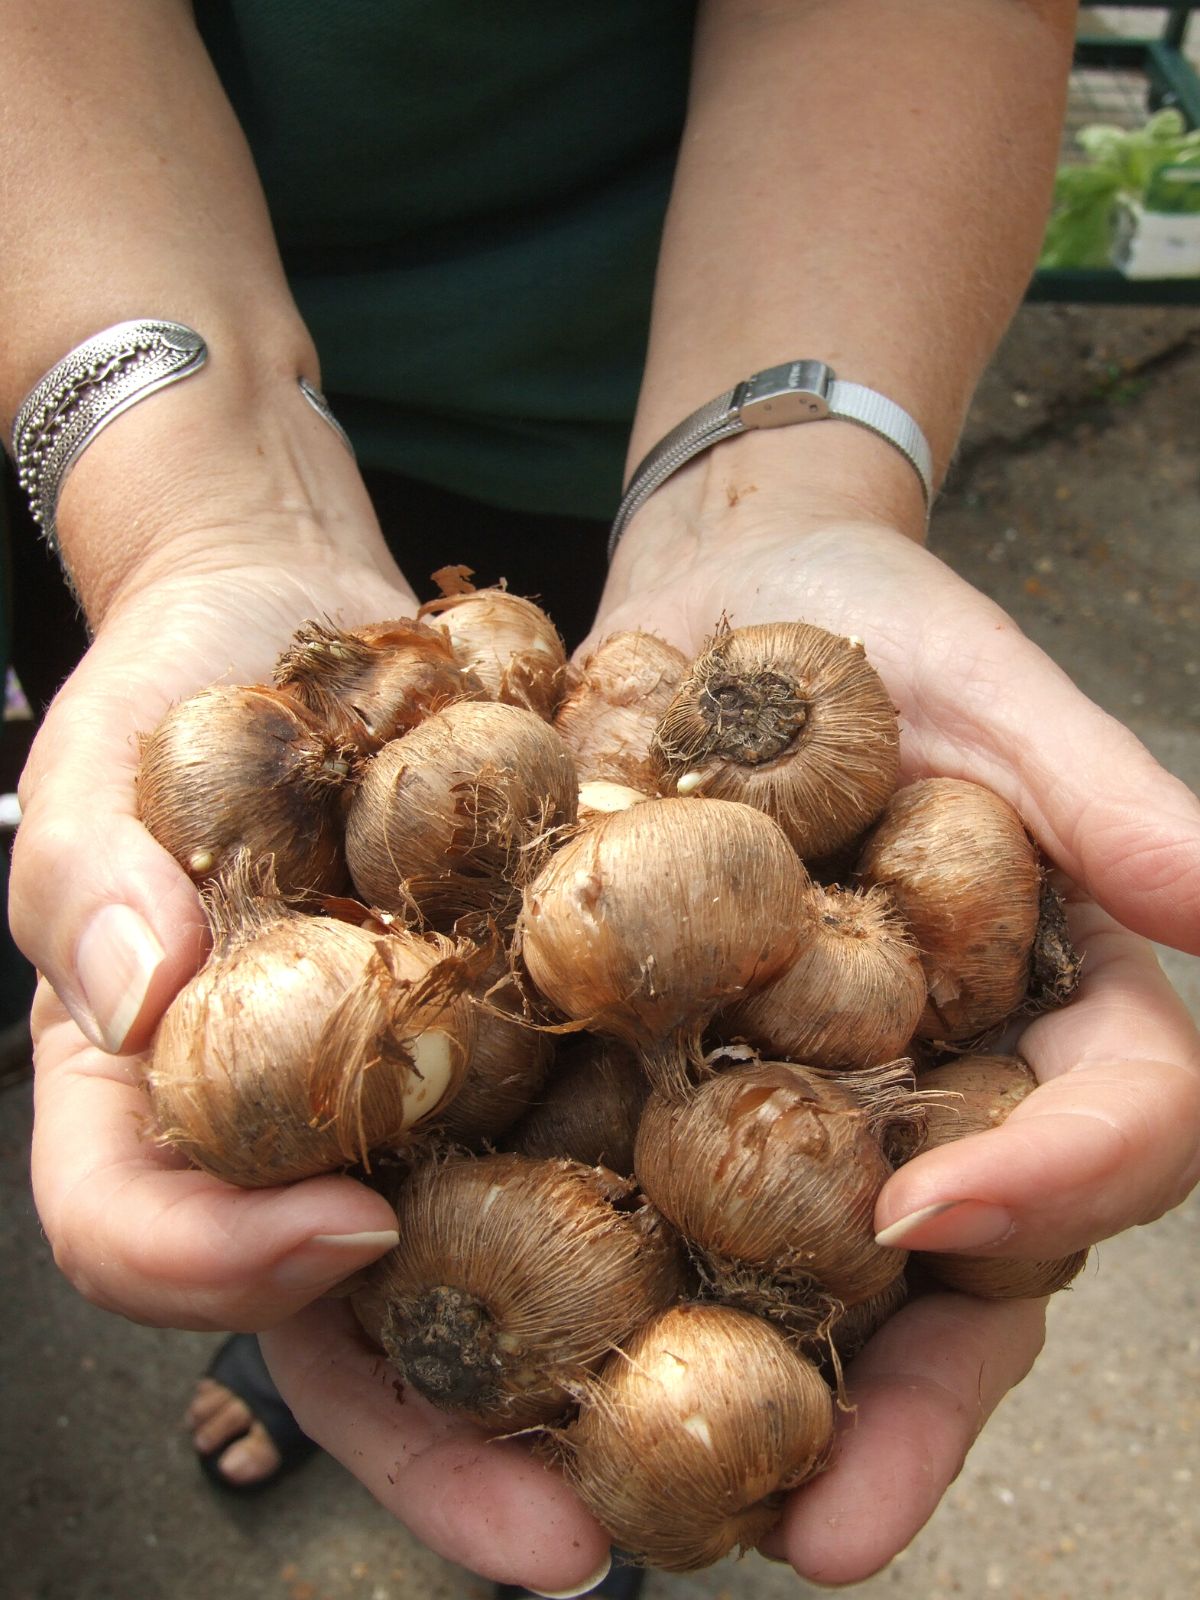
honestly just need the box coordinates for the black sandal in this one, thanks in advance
[195,1332,318,1493]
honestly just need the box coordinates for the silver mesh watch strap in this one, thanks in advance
[608,359,933,559]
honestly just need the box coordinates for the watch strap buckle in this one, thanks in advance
[736,360,833,428]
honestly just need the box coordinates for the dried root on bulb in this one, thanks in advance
[516,797,819,1099]
[353,1153,686,1430]
[419,571,566,721]
[275,616,480,749]
[559,1303,834,1572]
[651,621,900,861]
[634,1057,910,1308]
[137,683,356,895]
[345,700,578,930]
[554,630,688,791]
[1029,877,1084,1012]
[146,861,479,1186]
[821,1273,910,1367]
[911,1054,1089,1297]
[724,882,925,1071]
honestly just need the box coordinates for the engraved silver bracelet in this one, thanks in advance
[10,318,353,560]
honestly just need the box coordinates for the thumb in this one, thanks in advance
[10,626,216,1055]
[8,550,430,1055]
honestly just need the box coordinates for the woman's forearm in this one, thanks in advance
[0,0,309,406]
[0,0,396,619]
[630,0,1077,538]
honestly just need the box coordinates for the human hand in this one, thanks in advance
[246,486,1196,1587]
[580,484,1200,1581]
[250,481,1199,1591]
[261,1301,614,1594]
[256,487,1194,1591]
[759,894,1199,1583]
[13,531,634,1585]
[14,548,426,1330]
[19,465,1198,1590]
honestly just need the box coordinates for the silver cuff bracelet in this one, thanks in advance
[11,319,352,558]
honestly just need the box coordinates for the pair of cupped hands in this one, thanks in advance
[13,486,1200,1594]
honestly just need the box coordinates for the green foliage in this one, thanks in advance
[1039,109,1200,268]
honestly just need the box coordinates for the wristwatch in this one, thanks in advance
[608,359,933,558]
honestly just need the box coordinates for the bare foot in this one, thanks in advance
[186,1376,283,1486]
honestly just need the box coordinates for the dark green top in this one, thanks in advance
[196,1,696,517]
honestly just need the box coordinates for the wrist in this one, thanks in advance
[611,419,930,582]
[613,360,933,559]
[48,334,392,624]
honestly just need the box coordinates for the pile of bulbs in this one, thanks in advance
[137,571,1084,1573]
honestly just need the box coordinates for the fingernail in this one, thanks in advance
[875,1200,1015,1252]
[527,1554,612,1599]
[75,903,167,1052]
[272,1230,400,1291]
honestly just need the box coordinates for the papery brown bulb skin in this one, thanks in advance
[724,883,926,1070]
[345,700,578,930]
[822,1273,909,1365]
[275,617,481,750]
[920,1250,1087,1299]
[509,1036,649,1176]
[418,584,566,721]
[634,1059,907,1306]
[911,1054,1089,1298]
[554,630,688,791]
[137,684,354,895]
[856,779,1041,1040]
[561,1303,833,1573]
[147,886,476,1187]
[650,622,900,861]
[917,1053,1038,1140]
[516,798,819,1098]
[434,958,553,1145]
[352,1153,686,1429]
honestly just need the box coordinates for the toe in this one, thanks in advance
[215,1422,283,1487]
[192,1394,254,1456]
[185,1377,233,1429]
